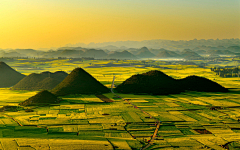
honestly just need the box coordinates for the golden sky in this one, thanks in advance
[0,0,239,49]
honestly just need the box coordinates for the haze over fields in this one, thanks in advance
[0,39,239,60]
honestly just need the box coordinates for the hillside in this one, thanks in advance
[228,46,240,53]
[181,51,202,59]
[181,49,193,53]
[149,48,167,55]
[82,49,107,59]
[51,68,110,96]
[19,90,59,106]
[0,51,25,57]
[155,50,180,58]
[136,47,155,58]
[178,75,228,92]
[0,62,26,88]
[106,50,138,59]
[207,50,235,56]
[58,50,84,58]
[195,50,206,55]
[15,49,39,57]
[12,71,68,90]
[115,70,183,95]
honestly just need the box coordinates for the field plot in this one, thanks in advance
[0,89,240,149]
[0,89,37,106]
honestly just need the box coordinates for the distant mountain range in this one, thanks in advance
[0,45,239,60]
[65,38,240,50]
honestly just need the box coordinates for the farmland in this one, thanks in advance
[1,58,240,149]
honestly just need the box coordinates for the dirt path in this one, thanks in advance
[111,76,161,150]
[141,122,160,150]
[3,114,23,126]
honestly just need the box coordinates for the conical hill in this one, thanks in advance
[155,50,180,58]
[12,71,68,90]
[136,47,155,58]
[178,76,228,92]
[106,50,138,59]
[115,70,183,95]
[51,68,110,96]
[19,90,59,106]
[37,77,61,90]
[0,62,25,87]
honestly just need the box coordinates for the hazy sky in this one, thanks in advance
[0,0,239,49]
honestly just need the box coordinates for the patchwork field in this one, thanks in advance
[1,58,240,149]
[0,89,240,149]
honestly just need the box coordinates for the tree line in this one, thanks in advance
[211,67,240,77]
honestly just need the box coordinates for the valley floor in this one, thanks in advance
[1,58,240,149]
[1,89,240,149]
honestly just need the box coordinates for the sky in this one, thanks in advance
[0,0,239,49]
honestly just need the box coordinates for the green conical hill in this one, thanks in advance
[178,75,228,92]
[0,62,25,87]
[12,71,68,90]
[155,50,180,58]
[115,70,183,95]
[19,90,59,106]
[51,68,110,96]
[116,70,228,95]
[106,50,138,59]
[181,51,202,59]
[136,47,155,58]
[37,77,61,90]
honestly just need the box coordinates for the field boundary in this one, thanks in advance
[95,94,114,102]
[3,114,23,126]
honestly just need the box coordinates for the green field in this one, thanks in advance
[1,58,240,149]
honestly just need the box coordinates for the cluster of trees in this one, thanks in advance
[211,67,240,77]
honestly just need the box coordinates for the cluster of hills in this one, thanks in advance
[19,68,110,106]
[11,71,68,90]
[66,38,240,50]
[0,61,228,107]
[1,45,239,60]
[115,70,228,95]
[0,62,110,96]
